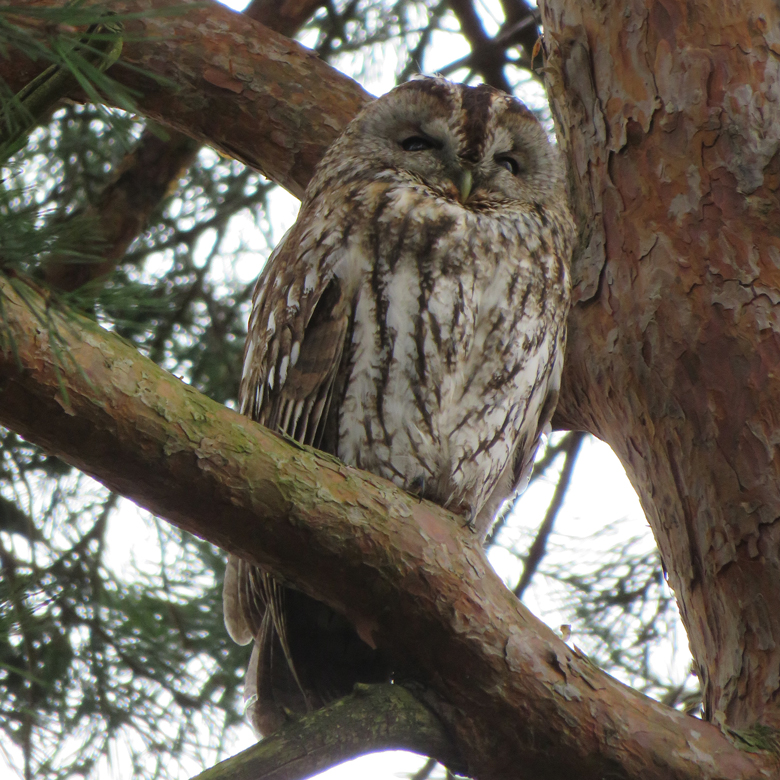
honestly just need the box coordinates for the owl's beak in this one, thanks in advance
[458,169,473,203]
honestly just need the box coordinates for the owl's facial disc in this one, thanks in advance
[326,77,565,208]
[392,126,479,203]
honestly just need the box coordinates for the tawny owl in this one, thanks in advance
[223,76,574,734]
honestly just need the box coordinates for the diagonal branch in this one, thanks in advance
[42,127,200,292]
[515,431,584,599]
[0,276,770,780]
[243,0,324,38]
[190,684,463,780]
[497,0,541,65]
[38,0,326,293]
[4,0,371,199]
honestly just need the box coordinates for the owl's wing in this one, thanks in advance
[238,215,354,447]
[511,342,566,496]
[225,210,355,647]
[473,343,565,538]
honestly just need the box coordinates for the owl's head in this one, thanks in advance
[309,76,566,209]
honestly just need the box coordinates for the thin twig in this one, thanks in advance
[410,756,439,780]
[515,432,585,599]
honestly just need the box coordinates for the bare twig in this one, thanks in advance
[410,757,439,780]
[514,432,585,599]
[446,0,511,91]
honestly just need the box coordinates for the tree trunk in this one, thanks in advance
[540,0,780,732]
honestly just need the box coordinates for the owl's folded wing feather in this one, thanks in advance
[473,339,565,538]
[238,215,352,447]
[225,211,354,661]
[512,340,566,489]
[222,555,255,645]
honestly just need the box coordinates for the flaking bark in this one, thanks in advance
[540,0,780,732]
[0,273,771,779]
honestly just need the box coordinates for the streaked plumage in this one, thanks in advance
[224,76,575,734]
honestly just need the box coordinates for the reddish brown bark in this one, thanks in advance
[0,275,771,780]
[243,0,323,38]
[540,0,780,732]
[2,0,370,199]
[38,0,325,292]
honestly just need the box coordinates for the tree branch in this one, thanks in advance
[514,431,584,599]
[42,127,200,292]
[3,0,371,198]
[38,0,325,293]
[446,0,512,92]
[189,684,463,780]
[497,0,540,66]
[0,276,771,779]
[243,0,323,39]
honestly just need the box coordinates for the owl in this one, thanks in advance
[223,76,574,734]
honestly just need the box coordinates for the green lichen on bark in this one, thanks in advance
[191,684,463,780]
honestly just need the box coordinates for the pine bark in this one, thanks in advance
[3,0,371,198]
[540,0,780,732]
[0,271,770,780]
[37,0,327,292]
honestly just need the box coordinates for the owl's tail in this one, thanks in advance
[223,554,391,734]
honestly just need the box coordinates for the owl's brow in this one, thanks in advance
[458,84,496,164]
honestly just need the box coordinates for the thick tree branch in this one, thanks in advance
[39,0,325,293]
[3,0,371,198]
[190,684,463,780]
[0,278,772,779]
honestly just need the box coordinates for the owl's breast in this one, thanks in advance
[336,192,565,522]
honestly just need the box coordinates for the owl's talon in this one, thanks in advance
[407,475,427,500]
[462,511,479,534]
